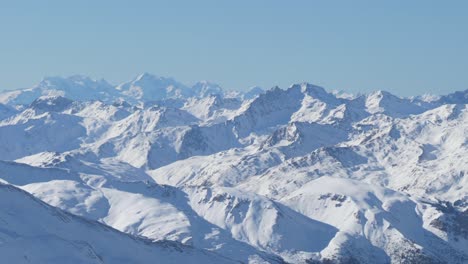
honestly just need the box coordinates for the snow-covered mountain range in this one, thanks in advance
[0,74,466,263]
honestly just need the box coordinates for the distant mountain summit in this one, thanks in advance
[0,75,116,105]
[0,73,263,106]
[191,81,224,98]
[116,73,193,102]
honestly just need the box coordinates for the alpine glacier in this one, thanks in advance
[0,74,466,263]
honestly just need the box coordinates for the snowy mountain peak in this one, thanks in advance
[298,82,342,104]
[191,81,224,98]
[297,82,326,93]
[42,74,98,84]
[243,86,264,100]
[365,90,426,117]
[134,72,156,81]
[37,75,114,92]
[438,89,468,104]
[29,95,74,112]
[117,73,193,102]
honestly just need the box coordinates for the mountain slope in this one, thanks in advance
[0,183,235,264]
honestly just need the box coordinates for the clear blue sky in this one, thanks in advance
[1,0,467,96]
